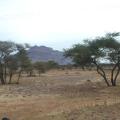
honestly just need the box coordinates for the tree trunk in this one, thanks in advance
[0,62,5,85]
[4,63,7,84]
[0,76,5,84]
[0,71,5,84]
[29,71,33,77]
[110,62,120,86]
[113,66,120,86]
[81,66,85,70]
[93,61,110,87]
[17,70,22,84]
[9,72,13,84]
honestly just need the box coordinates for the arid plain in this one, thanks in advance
[0,69,120,120]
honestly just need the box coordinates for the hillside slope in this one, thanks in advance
[27,46,72,65]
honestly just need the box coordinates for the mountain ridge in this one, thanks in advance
[27,46,72,65]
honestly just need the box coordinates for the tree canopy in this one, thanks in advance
[0,41,30,84]
[64,32,120,86]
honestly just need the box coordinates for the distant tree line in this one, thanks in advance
[0,41,59,85]
[26,60,59,77]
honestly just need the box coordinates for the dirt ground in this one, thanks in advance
[0,69,120,120]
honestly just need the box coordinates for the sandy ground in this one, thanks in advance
[0,69,120,120]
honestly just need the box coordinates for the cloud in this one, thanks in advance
[0,0,120,50]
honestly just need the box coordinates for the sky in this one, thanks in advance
[0,0,120,50]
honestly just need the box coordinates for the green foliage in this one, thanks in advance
[34,60,59,76]
[16,46,31,71]
[6,56,18,71]
[64,32,120,86]
[46,60,59,69]
[34,61,46,76]
[0,41,31,84]
[64,44,92,66]
[0,41,17,84]
[0,41,16,56]
[65,32,120,65]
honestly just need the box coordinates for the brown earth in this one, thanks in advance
[0,69,120,120]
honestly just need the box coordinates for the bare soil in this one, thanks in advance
[0,69,120,120]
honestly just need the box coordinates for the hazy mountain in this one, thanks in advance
[27,46,72,65]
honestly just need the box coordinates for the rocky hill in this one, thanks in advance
[27,46,72,65]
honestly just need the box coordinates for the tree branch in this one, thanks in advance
[93,61,110,86]
[111,63,117,86]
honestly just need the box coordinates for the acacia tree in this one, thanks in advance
[0,41,17,84]
[6,56,18,84]
[25,62,34,77]
[0,41,31,85]
[34,62,46,76]
[64,44,92,70]
[64,32,120,86]
[16,44,31,84]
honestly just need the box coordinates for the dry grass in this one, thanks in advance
[0,69,120,119]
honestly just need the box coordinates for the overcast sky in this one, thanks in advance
[0,0,120,50]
